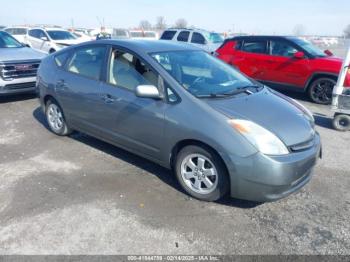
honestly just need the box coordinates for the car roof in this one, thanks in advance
[88,39,200,53]
[228,35,297,41]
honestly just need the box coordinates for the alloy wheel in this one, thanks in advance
[180,154,218,194]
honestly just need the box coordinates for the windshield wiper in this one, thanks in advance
[195,85,262,99]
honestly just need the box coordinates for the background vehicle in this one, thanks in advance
[216,36,344,104]
[0,31,45,95]
[160,28,224,53]
[332,46,350,131]
[37,40,320,202]
[129,30,158,40]
[4,26,29,44]
[0,26,6,31]
[26,27,81,53]
[112,28,130,39]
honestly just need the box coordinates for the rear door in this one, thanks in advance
[264,39,310,88]
[235,39,270,80]
[54,44,109,135]
[28,29,41,49]
[176,30,190,43]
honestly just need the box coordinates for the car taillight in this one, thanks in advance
[344,67,350,88]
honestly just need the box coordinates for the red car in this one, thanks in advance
[216,36,350,104]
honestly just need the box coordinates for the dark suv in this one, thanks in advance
[216,36,349,104]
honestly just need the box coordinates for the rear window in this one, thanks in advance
[160,30,176,40]
[177,31,190,42]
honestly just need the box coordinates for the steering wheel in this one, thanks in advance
[189,76,206,89]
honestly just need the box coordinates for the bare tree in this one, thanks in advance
[155,16,167,30]
[344,24,350,38]
[174,18,188,28]
[293,24,306,36]
[139,20,152,30]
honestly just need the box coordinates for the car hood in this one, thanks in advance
[205,88,315,147]
[0,47,45,62]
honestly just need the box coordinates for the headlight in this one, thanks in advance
[228,119,289,155]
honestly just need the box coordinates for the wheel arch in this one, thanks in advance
[305,72,338,90]
[169,139,231,182]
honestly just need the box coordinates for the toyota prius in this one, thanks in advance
[37,40,321,202]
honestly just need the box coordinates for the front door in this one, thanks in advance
[263,39,310,88]
[98,47,167,160]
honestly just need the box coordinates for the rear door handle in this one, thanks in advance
[55,79,68,90]
[101,94,116,104]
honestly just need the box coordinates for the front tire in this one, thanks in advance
[45,100,72,136]
[333,114,350,131]
[175,145,229,201]
[308,77,336,104]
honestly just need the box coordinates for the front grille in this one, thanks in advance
[0,61,40,80]
[4,82,36,90]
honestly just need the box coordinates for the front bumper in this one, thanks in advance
[227,132,321,202]
[0,77,38,96]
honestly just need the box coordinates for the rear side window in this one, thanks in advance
[177,31,190,42]
[55,52,70,67]
[160,30,176,40]
[191,32,206,44]
[67,46,107,80]
[241,40,267,54]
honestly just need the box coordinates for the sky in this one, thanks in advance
[1,0,349,36]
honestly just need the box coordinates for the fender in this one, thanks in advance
[305,71,338,89]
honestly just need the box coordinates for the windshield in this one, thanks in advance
[0,31,23,48]
[289,37,326,57]
[208,33,224,44]
[151,50,258,97]
[130,32,143,38]
[144,32,156,38]
[47,30,76,40]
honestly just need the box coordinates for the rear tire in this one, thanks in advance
[45,99,72,136]
[332,114,350,131]
[175,145,229,202]
[308,77,336,104]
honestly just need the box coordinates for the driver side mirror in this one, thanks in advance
[324,49,333,56]
[40,36,49,41]
[135,85,162,99]
[293,51,305,59]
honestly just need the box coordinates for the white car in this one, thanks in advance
[160,28,224,53]
[26,27,82,53]
[4,26,29,44]
[129,30,159,40]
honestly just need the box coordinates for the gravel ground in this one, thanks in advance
[0,92,349,255]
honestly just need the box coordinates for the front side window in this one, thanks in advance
[108,49,158,91]
[241,40,267,54]
[160,30,176,40]
[288,37,326,57]
[270,40,298,57]
[0,31,23,48]
[177,31,190,42]
[47,30,76,40]
[67,46,106,80]
[191,32,206,44]
[29,29,39,38]
[151,50,257,98]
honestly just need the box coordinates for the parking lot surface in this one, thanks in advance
[0,91,349,255]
